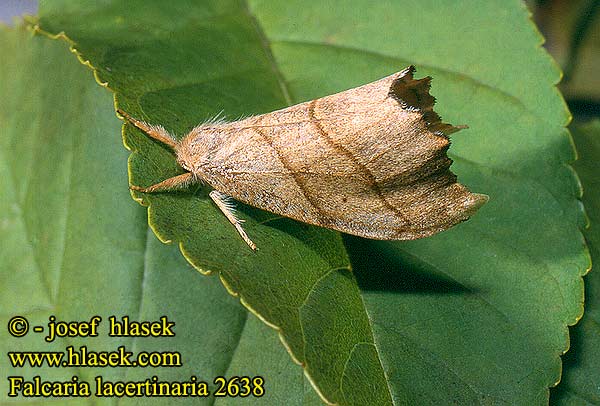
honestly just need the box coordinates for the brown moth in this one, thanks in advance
[119,66,487,250]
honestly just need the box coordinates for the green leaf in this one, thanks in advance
[551,120,600,405]
[8,0,588,404]
[0,24,313,405]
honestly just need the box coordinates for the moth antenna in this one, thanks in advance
[209,190,257,250]
[117,109,178,149]
[130,172,195,193]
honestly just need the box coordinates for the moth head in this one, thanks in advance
[174,127,215,173]
[175,154,194,172]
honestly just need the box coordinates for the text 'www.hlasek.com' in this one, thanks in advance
[5,315,265,399]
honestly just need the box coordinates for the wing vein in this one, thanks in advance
[250,116,331,224]
[307,99,410,226]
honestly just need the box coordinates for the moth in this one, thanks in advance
[119,66,487,250]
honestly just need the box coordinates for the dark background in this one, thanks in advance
[528,0,599,121]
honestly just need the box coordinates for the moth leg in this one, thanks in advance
[117,109,177,149]
[130,172,194,193]
[209,190,257,251]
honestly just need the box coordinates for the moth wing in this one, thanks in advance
[203,67,486,240]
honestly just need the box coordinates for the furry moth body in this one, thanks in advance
[121,66,487,250]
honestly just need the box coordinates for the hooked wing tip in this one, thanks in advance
[463,193,489,217]
[389,66,464,137]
